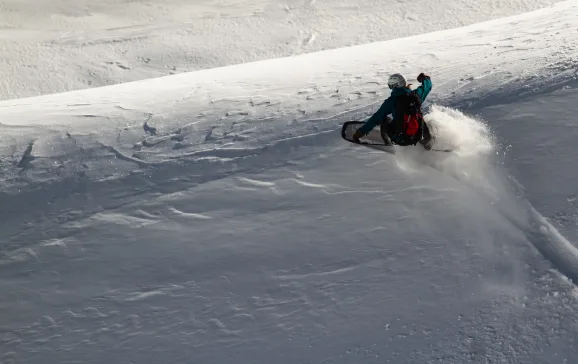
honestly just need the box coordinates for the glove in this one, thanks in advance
[417,73,429,82]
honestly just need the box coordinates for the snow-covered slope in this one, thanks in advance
[0,0,563,100]
[2,1,578,363]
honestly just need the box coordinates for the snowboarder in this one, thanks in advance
[351,72,433,150]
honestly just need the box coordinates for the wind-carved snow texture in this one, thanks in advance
[2,2,578,363]
[0,0,564,100]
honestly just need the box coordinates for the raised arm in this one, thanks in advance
[413,73,432,103]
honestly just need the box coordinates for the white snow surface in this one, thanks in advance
[2,1,578,363]
[0,0,564,100]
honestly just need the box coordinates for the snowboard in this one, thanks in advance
[341,121,396,154]
[341,121,453,153]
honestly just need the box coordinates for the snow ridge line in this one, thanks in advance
[175,128,337,162]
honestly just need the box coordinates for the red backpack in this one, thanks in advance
[404,111,421,136]
[395,90,423,142]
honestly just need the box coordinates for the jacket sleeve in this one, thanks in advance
[414,77,432,103]
[358,97,394,135]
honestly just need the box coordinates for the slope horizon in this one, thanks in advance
[0,0,564,101]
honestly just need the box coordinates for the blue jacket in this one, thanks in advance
[358,77,432,135]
